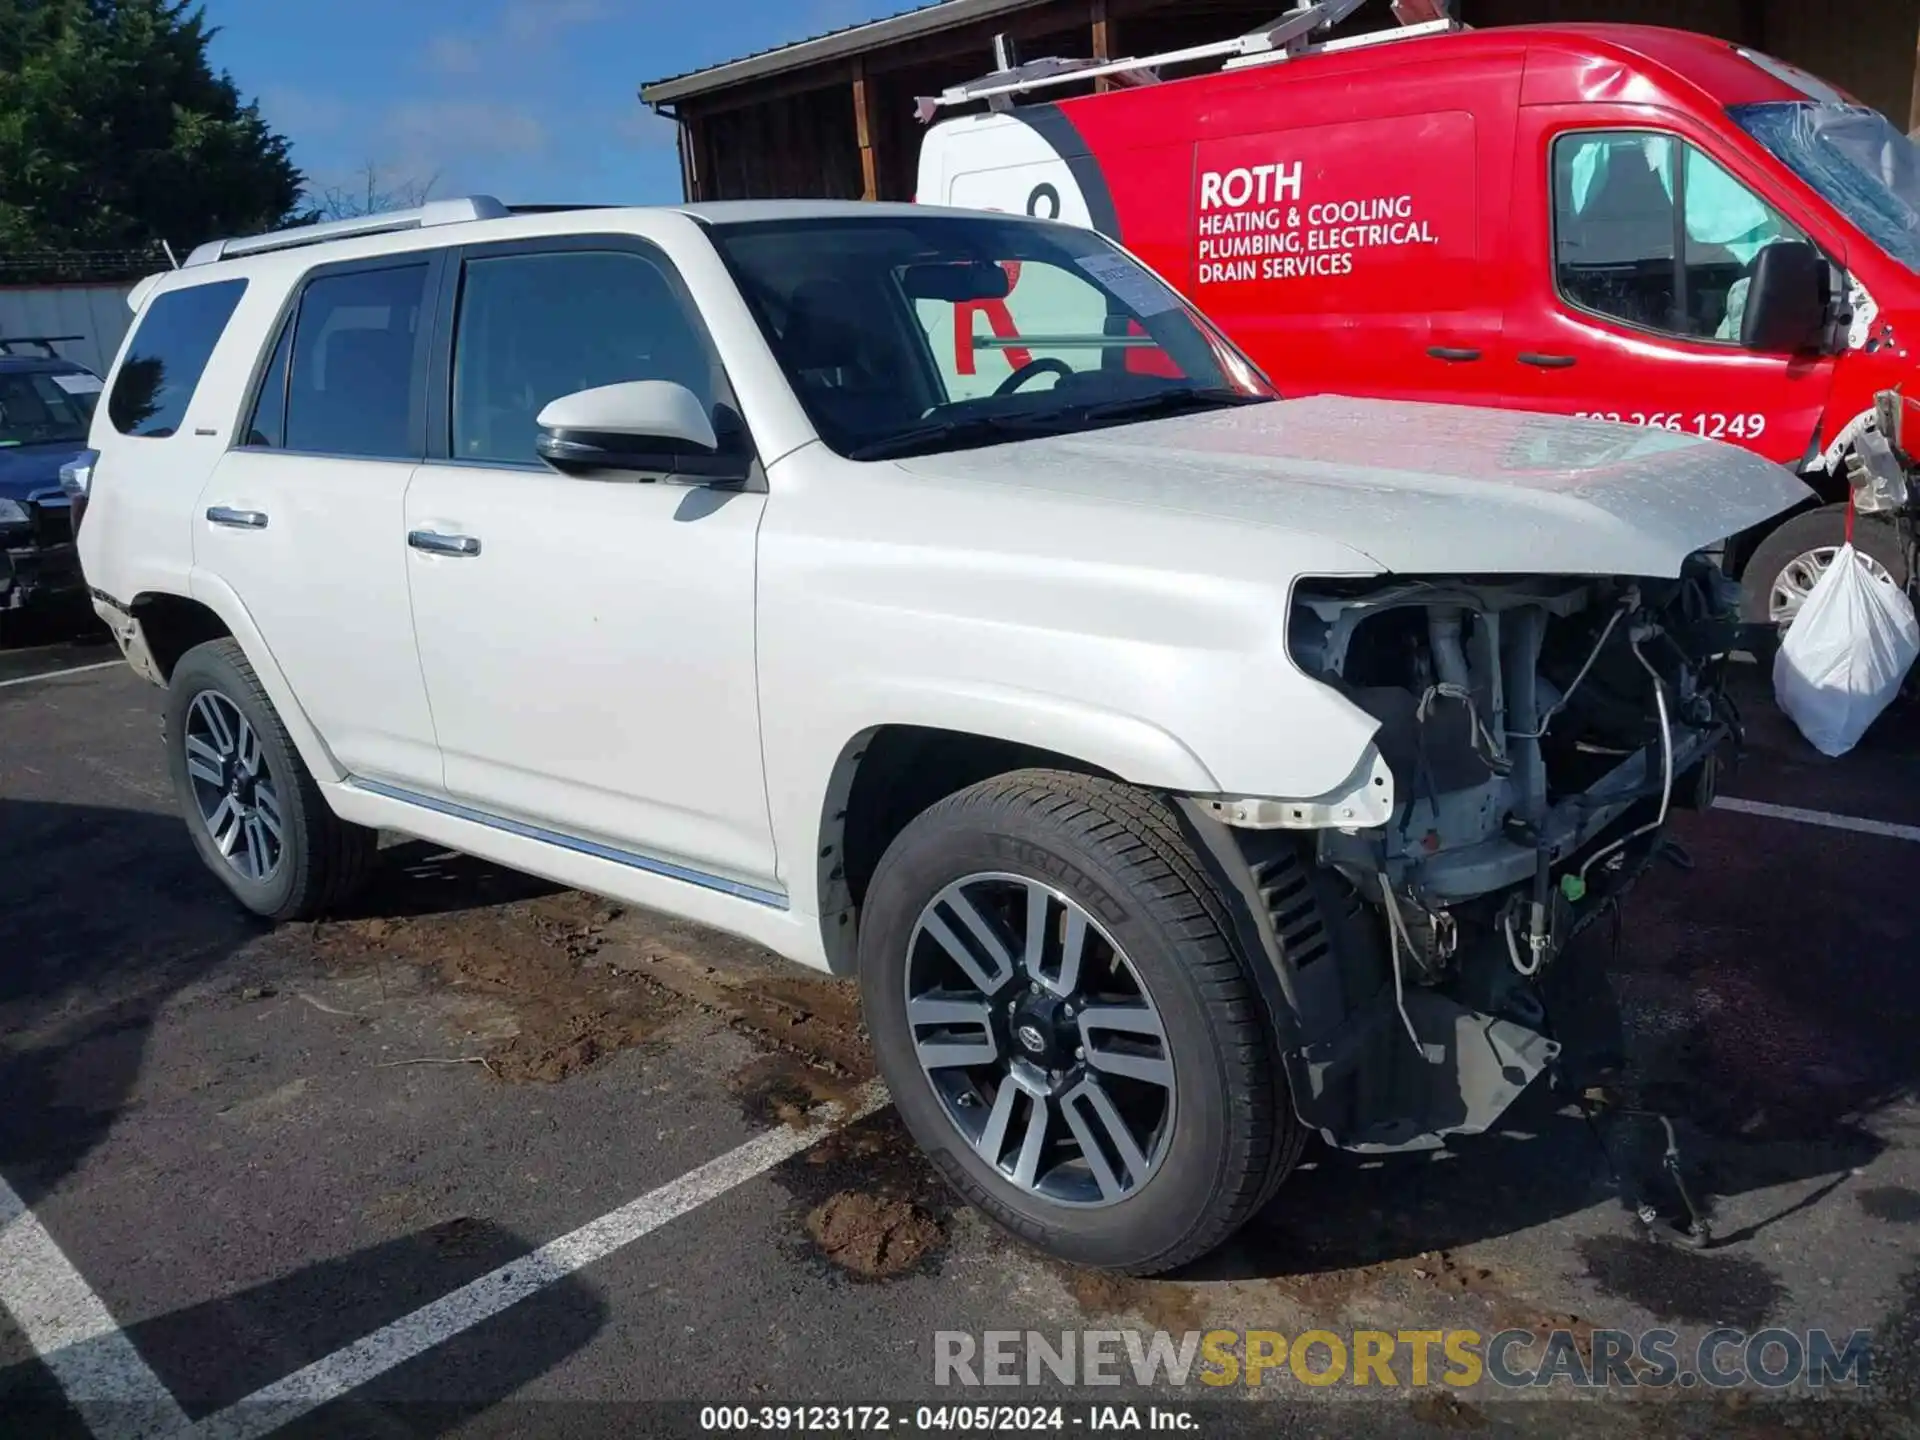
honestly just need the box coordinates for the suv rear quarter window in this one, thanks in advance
[108,278,248,437]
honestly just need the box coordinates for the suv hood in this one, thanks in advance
[0,441,86,503]
[895,395,1815,576]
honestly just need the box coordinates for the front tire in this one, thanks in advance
[166,638,376,921]
[1742,504,1910,629]
[857,770,1298,1274]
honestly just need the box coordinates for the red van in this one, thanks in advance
[914,2,1919,626]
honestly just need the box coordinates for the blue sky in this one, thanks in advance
[199,0,912,209]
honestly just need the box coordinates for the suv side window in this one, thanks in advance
[107,278,247,437]
[1552,132,1806,344]
[277,263,430,459]
[450,248,720,465]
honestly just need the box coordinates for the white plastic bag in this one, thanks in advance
[1773,542,1919,757]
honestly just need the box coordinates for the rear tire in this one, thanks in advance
[1742,505,1910,629]
[856,769,1299,1275]
[166,638,376,921]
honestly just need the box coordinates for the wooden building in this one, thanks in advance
[639,0,1920,203]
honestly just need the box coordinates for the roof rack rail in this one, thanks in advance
[915,0,1461,121]
[0,334,83,360]
[181,195,511,268]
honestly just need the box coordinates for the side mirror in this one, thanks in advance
[1738,240,1831,353]
[535,380,741,482]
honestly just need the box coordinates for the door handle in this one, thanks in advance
[1427,346,1482,362]
[408,530,482,557]
[206,506,268,530]
[1517,352,1578,369]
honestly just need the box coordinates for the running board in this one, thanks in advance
[344,777,790,910]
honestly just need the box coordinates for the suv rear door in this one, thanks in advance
[401,233,778,898]
[195,254,447,791]
[1495,113,1837,463]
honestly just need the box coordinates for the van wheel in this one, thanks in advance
[166,638,377,922]
[857,769,1298,1275]
[1742,504,1910,629]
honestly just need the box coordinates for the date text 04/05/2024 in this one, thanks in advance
[697,1405,1193,1432]
[1575,410,1768,439]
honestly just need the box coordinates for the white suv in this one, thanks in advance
[72,196,1809,1273]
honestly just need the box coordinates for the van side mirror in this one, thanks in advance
[1738,241,1831,354]
[534,380,746,484]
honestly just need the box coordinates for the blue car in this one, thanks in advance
[0,337,99,622]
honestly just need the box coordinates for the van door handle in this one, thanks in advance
[1517,352,1578,369]
[408,530,482,557]
[206,506,268,530]
[1427,346,1482,362]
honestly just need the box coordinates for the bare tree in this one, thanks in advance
[309,162,441,219]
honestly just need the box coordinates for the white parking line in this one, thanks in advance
[1715,795,1920,844]
[190,1084,887,1440]
[0,659,123,691]
[0,1174,189,1440]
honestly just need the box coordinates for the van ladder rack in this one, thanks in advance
[181,196,511,268]
[914,0,1461,122]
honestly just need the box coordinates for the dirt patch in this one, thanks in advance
[771,1108,954,1281]
[311,850,872,1088]
[1577,1234,1784,1330]
[730,1054,867,1130]
[616,934,873,1082]
[806,1191,944,1279]
[1059,1268,1207,1335]
[1257,1246,1514,1323]
[312,892,682,1084]
[1405,1391,1488,1430]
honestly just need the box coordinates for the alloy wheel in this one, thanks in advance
[182,690,284,882]
[1771,545,1895,627]
[903,872,1176,1207]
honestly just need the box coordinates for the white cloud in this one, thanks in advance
[387,100,550,160]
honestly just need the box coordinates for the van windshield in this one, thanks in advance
[1732,101,1920,273]
[707,214,1274,461]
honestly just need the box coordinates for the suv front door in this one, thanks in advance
[1498,115,1837,466]
[401,236,778,897]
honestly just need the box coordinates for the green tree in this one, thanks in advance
[0,0,305,261]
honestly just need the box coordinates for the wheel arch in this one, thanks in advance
[814,716,1213,974]
[157,572,345,784]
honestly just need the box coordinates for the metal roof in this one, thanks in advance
[639,0,1051,106]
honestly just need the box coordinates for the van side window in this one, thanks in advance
[450,249,720,466]
[107,278,248,438]
[1552,133,1806,345]
[283,263,430,459]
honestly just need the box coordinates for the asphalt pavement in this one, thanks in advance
[1,627,1917,1439]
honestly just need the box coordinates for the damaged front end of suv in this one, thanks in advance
[1181,555,1759,1155]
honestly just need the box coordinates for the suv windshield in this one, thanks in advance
[0,370,97,448]
[708,214,1274,460]
[1732,101,1920,273]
